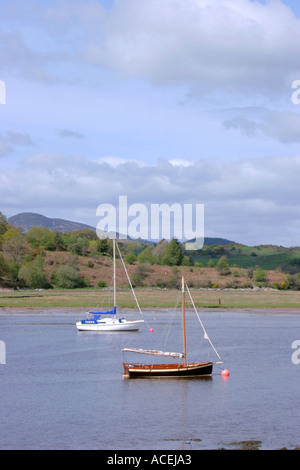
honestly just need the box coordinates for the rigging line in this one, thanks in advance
[185,283,222,361]
[115,241,150,327]
[163,290,182,348]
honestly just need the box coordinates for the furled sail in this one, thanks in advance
[122,348,184,358]
[89,307,116,316]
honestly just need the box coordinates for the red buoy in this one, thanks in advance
[150,328,154,333]
[221,369,230,377]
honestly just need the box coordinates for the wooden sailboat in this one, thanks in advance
[122,277,222,378]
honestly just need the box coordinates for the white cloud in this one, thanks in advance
[223,108,300,142]
[2,152,300,246]
[1,0,300,248]
[2,0,300,100]
[87,0,300,100]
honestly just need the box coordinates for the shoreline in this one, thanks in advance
[1,287,300,310]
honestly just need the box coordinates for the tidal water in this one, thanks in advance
[0,307,299,450]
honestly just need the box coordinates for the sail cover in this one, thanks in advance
[122,348,184,358]
[89,307,116,317]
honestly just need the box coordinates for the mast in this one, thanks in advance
[113,238,116,317]
[182,277,187,365]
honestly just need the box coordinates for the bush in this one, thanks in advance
[254,267,266,283]
[125,253,137,265]
[70,237,89,255]
[131,263,151,286]
[0,254,9,277]
[216,256,230,275]
[18,256,50,288]
[53,265,86,288]
[162,239,184,266]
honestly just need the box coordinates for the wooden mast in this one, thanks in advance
[182,277,187,366]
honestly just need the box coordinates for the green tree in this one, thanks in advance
[131,263,150,286]
[125,253,137,265]
[216,255,230,275]
[97,238,109,254]
[72,229,98,240]
[137,246,154,264]
[26,227,56,250]
[18,255,49,288]
[2,227,22,241]
[70,237,89,255]
[182,255,194,266]
[0,253,9,277]
[162,238,184,266]
[0,211,8,237]
[2,235,30,264]
[53,265,85,288]
[254,267,266,284]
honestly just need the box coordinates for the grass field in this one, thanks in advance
[1,287,300,310]
[192,245,300,270]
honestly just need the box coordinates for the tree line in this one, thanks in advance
[0,211,194,289]
[1,210,299,290]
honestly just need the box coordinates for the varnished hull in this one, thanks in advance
[123,361,213,378]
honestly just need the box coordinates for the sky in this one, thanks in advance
[1,0,300,246]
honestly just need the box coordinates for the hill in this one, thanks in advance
[8,212,95,233]
[191,243,300,271]
[1,209,300,291]
[7,212,234,246]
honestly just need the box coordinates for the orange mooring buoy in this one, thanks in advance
[221,369,230,377]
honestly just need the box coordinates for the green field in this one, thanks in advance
[1,287,300,310]
[192,245,300,270]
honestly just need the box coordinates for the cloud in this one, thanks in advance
[2,0,300,100]
[0,131,33,157]
[1,152,300,246]
[86,0,300,100]
[261,111,300,143]
[223,109,300,142]
[57,129,84,139]
[223,115,259,137]
[0,31,52,82]
[0,139,13,157]
[6,131,33,146]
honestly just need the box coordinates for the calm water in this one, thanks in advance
[0,307,299,450]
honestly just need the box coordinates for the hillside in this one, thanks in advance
[7,212,235,245]
[41,250,292,290]
[1,210,300,292]
[191,243,300,271]
[8,212,95,233]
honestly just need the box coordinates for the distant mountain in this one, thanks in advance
[8,212,95,233]
[8,212,236,246]
[185,236,236,246]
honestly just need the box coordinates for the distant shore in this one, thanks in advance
[1,287,300,310]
